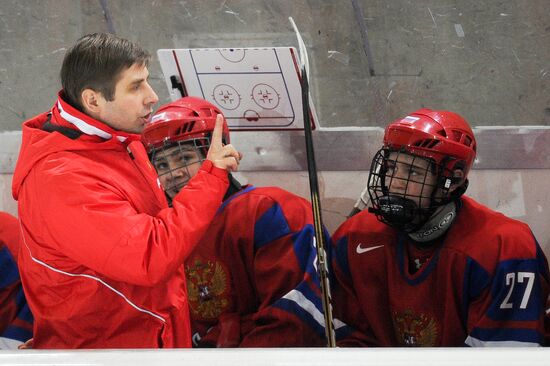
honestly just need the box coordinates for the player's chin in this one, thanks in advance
[168,187,183,199]
[169,182,188,197]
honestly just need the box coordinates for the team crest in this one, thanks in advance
[186,256,231,321]
[392,309,439,346]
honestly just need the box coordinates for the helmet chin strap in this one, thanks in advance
[407,201,457,243]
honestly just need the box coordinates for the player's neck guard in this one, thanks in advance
[408,201,457,243]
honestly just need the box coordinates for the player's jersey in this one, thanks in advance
[185,185,327,347]
[331,196,549,347]
[544,292,550,346]
[0,212,33,349]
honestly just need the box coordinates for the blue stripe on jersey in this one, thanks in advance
[462,257,491,322]
[470,327,542,345]
[487,258,542,321]
[253,202,291,249]
[291,224,315,274]
[396,234,441,285]
[272,281,326,338]
[218,185,256,213]
[2,324,32,343]
[15,287,27,308]
[334,322,355,342]
[274,297,326,338]
[333,236,350,278]
[2,292,33,342]
[297,279,323,312]
[0,245,19,288]
[15,291,33,324]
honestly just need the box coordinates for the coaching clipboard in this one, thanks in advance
[157,47,317,131]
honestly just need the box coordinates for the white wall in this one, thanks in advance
[1,347,549,366]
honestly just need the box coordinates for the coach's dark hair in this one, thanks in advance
[60,33,151,111]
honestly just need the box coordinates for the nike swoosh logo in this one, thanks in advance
[356,244,384,254]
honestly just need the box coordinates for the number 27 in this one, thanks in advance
[499,272,535,309]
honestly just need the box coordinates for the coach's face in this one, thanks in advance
[88,63,159,134]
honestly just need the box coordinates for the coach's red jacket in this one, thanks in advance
[11,93,228,349]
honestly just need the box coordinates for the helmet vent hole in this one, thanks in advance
[414,139,440,148]
[451,130,463,142]
[426,140,439,148]
[437,128,447,137]
[201,108,213,117]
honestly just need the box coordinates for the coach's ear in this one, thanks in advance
[81,88,103,117]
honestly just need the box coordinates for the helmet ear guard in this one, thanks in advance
[436,157,468,202]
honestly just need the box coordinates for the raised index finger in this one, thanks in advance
[210,114,224,149]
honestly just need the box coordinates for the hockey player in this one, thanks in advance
[12,33,241,349]
[331,109,550,346]
[142,97,327,347]
[0,212,33,349]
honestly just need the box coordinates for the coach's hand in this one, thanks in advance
[206,114,242,172]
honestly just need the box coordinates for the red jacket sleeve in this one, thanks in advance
[25,152,228,287]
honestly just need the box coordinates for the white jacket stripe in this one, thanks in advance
[57,101,114,140]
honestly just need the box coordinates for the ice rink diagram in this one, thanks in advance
[158,47,315,130]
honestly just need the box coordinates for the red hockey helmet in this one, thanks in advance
[142,96,230,151]
[142,97,230,201]
[367,109,477,232]
[383,108,476,178]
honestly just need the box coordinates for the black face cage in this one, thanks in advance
[149,137,210,201]
[367,148,454,232]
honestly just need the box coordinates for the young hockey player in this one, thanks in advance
[0,212,32,349]
[142,96,327,347]
[331,108,550,346]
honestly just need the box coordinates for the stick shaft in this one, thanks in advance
[300,66,336,347]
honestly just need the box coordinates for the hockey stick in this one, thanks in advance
[289,17,336,347]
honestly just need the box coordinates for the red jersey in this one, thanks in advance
[331,196,549,346]
[0,212,33,348]
[185,186,327,347]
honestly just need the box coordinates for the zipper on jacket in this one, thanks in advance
[126,142,167,206]
[127,146,135,160]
